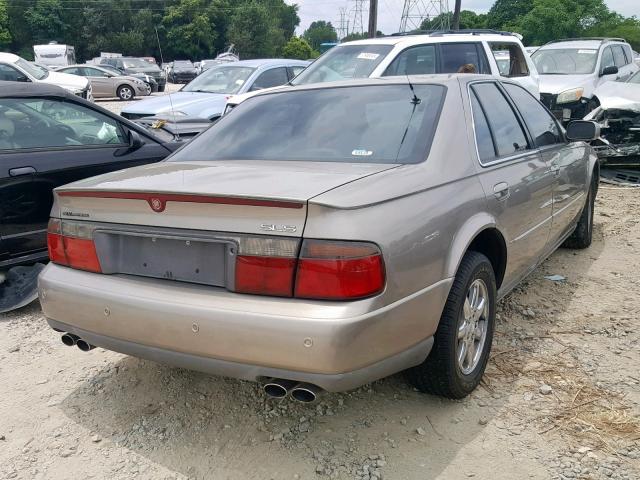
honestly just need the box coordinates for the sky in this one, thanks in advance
[287,0,639,36]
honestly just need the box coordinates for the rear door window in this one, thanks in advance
[470,91,496,163]
[440,43,489,74]
[489,43,530,77]
[383,45,436,76]
[504,83,563,147]
[471,82,528,159]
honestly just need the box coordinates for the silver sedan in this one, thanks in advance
[56,64,150,100]
[40,76,600,402]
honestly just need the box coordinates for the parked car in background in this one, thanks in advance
[198,59,221,74]
[224,30,538,112]
[0,82,182,312]
[99,56,166,92]
[122,59,309,121]
[525,46,540,56]
[168,60,198,84]
[532,38,639,122]
[56,64,151,100]
[40,75,599,402]
[98,64,159,92]
[0,53,91,99]
[33,43,76,67]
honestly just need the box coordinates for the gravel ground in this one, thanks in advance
[95,82,183,115]
[1,114,639,478]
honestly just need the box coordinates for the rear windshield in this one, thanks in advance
[291,44,393,85]
[532,48,598,74]
[168,84,446,164]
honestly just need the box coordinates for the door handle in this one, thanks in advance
[9,166,36,177]
[493,182,510,200]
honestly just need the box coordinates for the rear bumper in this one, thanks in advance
[38,264,450,391]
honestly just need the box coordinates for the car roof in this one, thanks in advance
[0,81,73,98]
[343,32,523,47]
[225,59,310,68]
[246,73,507,96]
[539,38,629,50]
[0,52,20,63]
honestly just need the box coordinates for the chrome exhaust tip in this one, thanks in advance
[76,339,95,352]
[290,383,323,404]
[263,378,297,399]
[61,333,79,347]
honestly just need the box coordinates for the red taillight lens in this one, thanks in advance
[235,256,296,296]
[47,219,101,273]
[294,240,385,300]
[63,237,101,272]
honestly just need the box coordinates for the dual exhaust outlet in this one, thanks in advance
[263,378,323,403]
[61,333,95,352]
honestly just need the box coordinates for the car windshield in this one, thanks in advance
[532,48,598,74]
[122,58,151,68]
[182,66,255,94]
[168,84,446,164]
[628,71,640,84]
[15,58,48,80]
[291,44,393,85]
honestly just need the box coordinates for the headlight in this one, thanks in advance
[556,87,584,105]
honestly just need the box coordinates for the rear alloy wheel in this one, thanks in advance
[563,180,595,249]
[406,251,496,399]
[117,85,134,101]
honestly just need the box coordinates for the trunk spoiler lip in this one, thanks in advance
[56,190,304,211]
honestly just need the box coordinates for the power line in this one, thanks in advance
[399,0,450,32]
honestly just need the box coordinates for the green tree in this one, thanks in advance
[282,36,316,59]
[420,11,487,30]
[486,0,533,30]
[227,1,273,58]
[162,0,216,59]
[303,20,337,51]
[24,0,69,44]
[0,0,11,49]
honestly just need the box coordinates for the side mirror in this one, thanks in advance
[600,65,618,76]
[566,120,600,142]
[128,130,144,150]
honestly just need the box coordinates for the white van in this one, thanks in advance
[33,43,76,67]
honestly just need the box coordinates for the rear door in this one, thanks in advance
[501,83,585,248]
[82,67,114,97]
[468,81,554,285]
[0,96,171,260]
[248,67,290,92]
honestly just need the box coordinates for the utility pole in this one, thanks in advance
[337,8,349,40]
[452,0,462,30]
[368,0,378,38]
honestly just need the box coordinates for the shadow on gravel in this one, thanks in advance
[57,226,605,480]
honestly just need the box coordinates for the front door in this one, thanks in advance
[0,96,170,261]
[468,81,554,288]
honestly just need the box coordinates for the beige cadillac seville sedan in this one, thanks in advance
[39,75,600,402]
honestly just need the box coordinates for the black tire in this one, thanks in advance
[117,85,134,101]
[406,251,496,399]
[563,179,595,249]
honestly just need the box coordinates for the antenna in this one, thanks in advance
[154,26,180,140]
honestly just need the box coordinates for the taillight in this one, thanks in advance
[234,237,298,297]
[294,240,385,300]
[47,219,102,273]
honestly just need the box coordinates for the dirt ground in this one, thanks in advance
[1,181,639,478]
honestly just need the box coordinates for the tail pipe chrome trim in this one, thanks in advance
[61,333,80,347]
[76,339,96,352]
[263,378,298,399]
[290,383,323,403]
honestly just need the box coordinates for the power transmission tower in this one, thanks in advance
[337,8,350,40]
[350,0,367,36]
[399,0,450,33]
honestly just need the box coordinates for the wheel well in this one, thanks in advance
[467,228,507,289]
